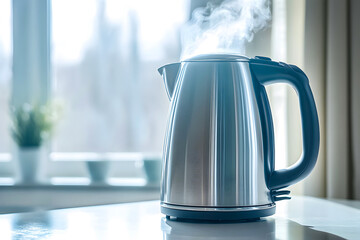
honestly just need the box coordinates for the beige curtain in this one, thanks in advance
[286,0,360,200]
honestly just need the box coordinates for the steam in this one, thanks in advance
[181,0,271,60]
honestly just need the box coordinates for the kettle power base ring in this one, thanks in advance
[161,202,276,221]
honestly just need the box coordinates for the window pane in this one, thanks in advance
[0,0,12,153]
[52,0,188,152]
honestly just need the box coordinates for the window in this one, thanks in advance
[51,0,188,153]
[0,0,290,182]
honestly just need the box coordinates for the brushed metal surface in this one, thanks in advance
[161,60,272,207]
[161,202,275,212]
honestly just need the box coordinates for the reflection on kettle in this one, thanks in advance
[161,217,275,240]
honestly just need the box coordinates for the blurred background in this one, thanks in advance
[0,0,359,213]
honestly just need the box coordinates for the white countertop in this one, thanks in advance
[0,196,359,239]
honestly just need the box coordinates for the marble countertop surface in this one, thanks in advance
[0,196,359,239]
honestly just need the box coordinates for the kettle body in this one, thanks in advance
[158,54,319,220]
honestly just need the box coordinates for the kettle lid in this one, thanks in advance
[183,54,249,62]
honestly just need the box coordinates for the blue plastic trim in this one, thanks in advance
[250,74,275,190]
[270,189,291,202]
[249,59,320,190]
[161,206,276,221]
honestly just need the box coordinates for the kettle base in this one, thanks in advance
[161,203,276,221]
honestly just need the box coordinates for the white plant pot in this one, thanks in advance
[16,147,46,185]
[143,153,162,186]
[86,161,110,185]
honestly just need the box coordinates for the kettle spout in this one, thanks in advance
[158,63,181,100]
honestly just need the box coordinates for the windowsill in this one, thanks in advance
[0,152,149,162]
[0,152,162,187]
[0,177,159,189]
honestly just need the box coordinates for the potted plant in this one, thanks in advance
[10,102,60,184]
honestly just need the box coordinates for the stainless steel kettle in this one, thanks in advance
[158,54,319,220]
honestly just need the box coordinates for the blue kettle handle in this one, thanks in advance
[250,59,320,190]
